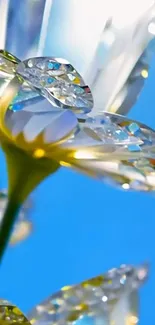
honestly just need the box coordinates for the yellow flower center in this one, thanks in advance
[33,148,45,159]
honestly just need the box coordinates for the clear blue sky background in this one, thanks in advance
[1,4,155,325]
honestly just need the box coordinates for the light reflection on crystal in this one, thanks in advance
[0,190,32,245]
[9,88,43,112]
[59,113,155,191]
[101,46,151,115]
[5,108,78,144]
[16,57,93,113]
[27,264,148,325]
[0,50,44,111]
[0,50,20,78]
[64,113,155,149]
[1,3,155,120]
[148,21,155,35]
[2,51,155,191]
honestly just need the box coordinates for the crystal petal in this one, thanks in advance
[60,113,155,191]
[0,50,44,111]
[5,108,78,145]
[9,87,43,112]
[84,2,155,114]
[16,57,94,113]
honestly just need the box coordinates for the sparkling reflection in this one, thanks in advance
[16,57,93,113]
[27,264,148,325]
[60,113,155,191]
[0,300,31,325]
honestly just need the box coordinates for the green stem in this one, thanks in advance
[0,143,59,262]
[0,197,21,262]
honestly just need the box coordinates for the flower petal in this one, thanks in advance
[5,108,78,146]
[59,113,155,191]
[16,57,93,113]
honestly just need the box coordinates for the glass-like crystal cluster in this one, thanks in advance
[27,264,148,325]
[0,301,31,325]
[1,48,155,191]
[0,4,154,325]
[16,57,93,113]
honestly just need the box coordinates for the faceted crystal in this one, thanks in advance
[60,113,155,191]
[16,57,94,113]
[27,264,148,325]
[1,2,155,118]
[0,300,31,325]
[63,113,155,151]
[0,190,32,245]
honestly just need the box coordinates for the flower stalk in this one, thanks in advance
[0,142,59,262]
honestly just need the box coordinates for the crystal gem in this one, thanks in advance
[0,300,31,325]
[27,264,148,325]
[16,57,94,113]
